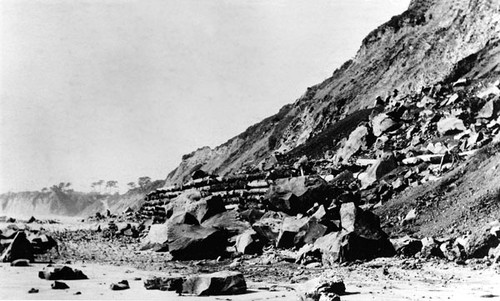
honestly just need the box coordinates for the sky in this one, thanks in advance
[0,0,410,193]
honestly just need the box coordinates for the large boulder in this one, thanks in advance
[391,236,423,257]
[465,230,499,258]
[298,203,394,264]
[165,190,202,218]
[437,117,466,135]
[182,271,246,296]
[29,234,58,255]
[141,223,170,251]
[201,210,250,235]
[234,229,264,255]
[169,212,199,226]
[337,125,370,164]
[372,113,399,137]
[358,152,398,188]
[252,211,287,244]
[240,209,265,225]
[167,224,227,260]
[166,192,225,224]
[186,195,226,223]
[276,216,310,249]
[0,232,34,263]
[294,217,329,247]
[267,176,331,215]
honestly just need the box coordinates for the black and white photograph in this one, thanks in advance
[0,0,500,300]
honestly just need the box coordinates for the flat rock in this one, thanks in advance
[182,271,246,296]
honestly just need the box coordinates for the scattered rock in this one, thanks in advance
[299,272,345,301]
[391,236,423,257]
[51,281,70,290]
[167,224,227,260]
[110,280,130,291]
[144,276,184,291]
[38,265,88,280]
[182,271,246,296]
[28,288,39,294]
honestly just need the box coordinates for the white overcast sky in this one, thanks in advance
[0,0,409,193]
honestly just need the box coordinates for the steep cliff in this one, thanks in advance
[165,0,500,185]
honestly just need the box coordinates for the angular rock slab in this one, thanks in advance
[276,216,309,249]
[0,231,34,263]
[267,175,330,215]
[182,271,246,296]
[167,224,226,260]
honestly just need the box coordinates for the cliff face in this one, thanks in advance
[165,0,500,185]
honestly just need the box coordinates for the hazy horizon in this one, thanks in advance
[0,0,410,193]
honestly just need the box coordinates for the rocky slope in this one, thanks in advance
[165,0,500,185]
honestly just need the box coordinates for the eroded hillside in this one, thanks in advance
[166,0,500,186]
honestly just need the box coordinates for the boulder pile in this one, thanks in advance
[136,78,500,266]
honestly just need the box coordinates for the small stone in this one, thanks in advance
[28,288,39,294]
[74,291,82,295]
